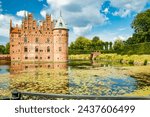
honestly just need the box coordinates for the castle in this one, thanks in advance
[10,13,69,62]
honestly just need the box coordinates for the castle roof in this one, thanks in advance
[54,16,68,30]
[11,27,21,33]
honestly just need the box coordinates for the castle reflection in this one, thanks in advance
[9,62,69,96]
[10,62,68,74]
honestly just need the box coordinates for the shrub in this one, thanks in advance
[144,59,148,65]
[128,60,134,65]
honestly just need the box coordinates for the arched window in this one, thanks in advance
[24,46,28,52]
[24,37,27,43]
[48,56,50,59]
[47,46,50,52]
[59,22,63,27]
[25,56,28,59]
[35,47,38,52]
[35,56,38,59]
[35,38,38,43]
[59,47,62,52]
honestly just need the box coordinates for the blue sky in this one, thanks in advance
[0,0,150,45]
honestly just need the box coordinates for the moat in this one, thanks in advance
[0,61,150,99]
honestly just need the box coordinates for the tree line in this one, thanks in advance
[69,36,113,52]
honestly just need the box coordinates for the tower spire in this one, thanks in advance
[60,10,62,17]
[24,11,27,20]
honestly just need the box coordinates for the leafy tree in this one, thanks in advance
[109,42,113,50]
[75,36,91,50]
[127,9,150,44]
[91,36,103,51]
[105,42,109,50]
[5,43,10,54]
[0,45,5,54]
[113,39,124,52]
[132,9,150,33]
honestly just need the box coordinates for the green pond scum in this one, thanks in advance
[0,61,150,99]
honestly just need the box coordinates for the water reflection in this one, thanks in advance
[10,62,68,74]
[0,61,148,98]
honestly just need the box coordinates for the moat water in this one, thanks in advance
[0,61,149,99]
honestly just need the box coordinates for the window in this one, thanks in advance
[59,22,63,27]
[24,37,27,43]
[35,38,38,43]
[59,47,62,52]
[35,56,38,59]
[47,46,50,52]
[24,47,28,52]
[47,38,50,43]
[35,47,38,52]
[25,56,28,59]
[48,56,50,59]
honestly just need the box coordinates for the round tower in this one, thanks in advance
[53,15,69,62]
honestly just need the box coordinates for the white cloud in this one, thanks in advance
[113,36,126,41]
[0,14,21,37]
[16,10,30,17]
[73,24,92,36]
[103,8,109,14]
[40,0,108,35]
[110,0,149,17]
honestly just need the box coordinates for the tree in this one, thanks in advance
[109,42,113,50]
[113,39,124,52]
[127,9,150,44]
[0,45,5,54]
[132,9,150,33]
[105,42,109,50]
[74,36,91,50]
[90,36,104,51]
[5,43,10,54]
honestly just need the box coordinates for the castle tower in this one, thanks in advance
[53,14,69,62]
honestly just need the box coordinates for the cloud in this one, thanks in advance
[16,10,30,17]
[40,0,108,35]
[110,0,149,17]
[0,14,21,37]
[73,24,92,36]
[103,8,109,14]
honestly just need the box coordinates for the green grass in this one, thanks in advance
[69,54,150,65]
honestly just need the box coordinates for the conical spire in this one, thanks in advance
[24,11,27,20]
[60,10,62,17]
[54,11,68,29]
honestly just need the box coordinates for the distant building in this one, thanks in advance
[10,12,69,62]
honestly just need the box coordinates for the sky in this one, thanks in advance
[0,0,150,45]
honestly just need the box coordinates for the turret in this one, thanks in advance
[53,13,69,62]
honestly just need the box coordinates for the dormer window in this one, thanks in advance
[59,22,63,27]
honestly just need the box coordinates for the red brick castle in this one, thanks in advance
[10,12,69,62]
